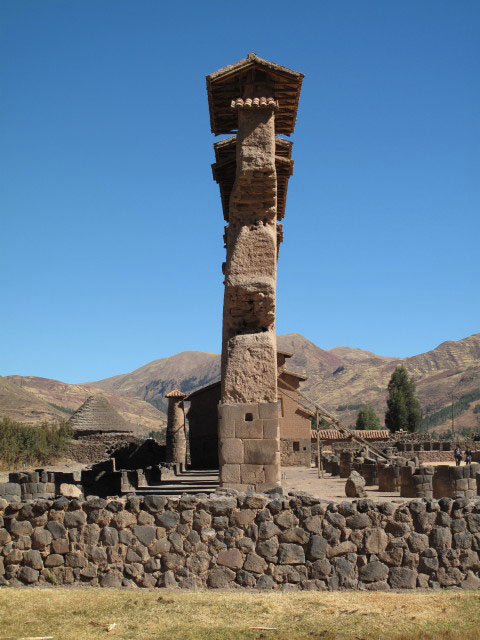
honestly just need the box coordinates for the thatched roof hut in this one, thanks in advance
[67,395,133,435]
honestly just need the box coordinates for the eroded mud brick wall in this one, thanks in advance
[219,104,280,491]
[208,54,303,492]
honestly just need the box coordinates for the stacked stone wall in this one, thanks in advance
[400,467,434,499]
[378,464,402,492]
[339,451,353,478]
[416,451,456,463]
[0,471,57,502]
[2,491,480,590]
[354,463,378,487]
[65,433,136,464]
[280,439,310,467]
[433,465,479,499]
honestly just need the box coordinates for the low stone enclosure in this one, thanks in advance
[2,490,480,590]
[0,439,181,503]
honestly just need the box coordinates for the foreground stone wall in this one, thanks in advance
[1,491,480,590]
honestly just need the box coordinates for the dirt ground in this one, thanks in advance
[280,466,406,502]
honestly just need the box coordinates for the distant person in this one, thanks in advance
[465,449,473,465]
[454,446,462,466]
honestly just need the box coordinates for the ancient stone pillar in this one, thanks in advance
[165,389,187,465]
[207,54,303,491]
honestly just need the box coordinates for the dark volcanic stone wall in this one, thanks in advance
[1,492,480,590]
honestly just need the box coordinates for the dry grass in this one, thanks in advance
[0,588,480,640]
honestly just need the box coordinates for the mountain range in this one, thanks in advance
[1,332,479,433]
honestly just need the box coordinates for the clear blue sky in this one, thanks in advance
[1,0,479,383]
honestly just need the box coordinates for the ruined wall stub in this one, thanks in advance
[207,53,303,490]
[165,389,187,465]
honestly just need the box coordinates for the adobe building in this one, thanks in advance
[207,53,303,490]
[186,350,312,469]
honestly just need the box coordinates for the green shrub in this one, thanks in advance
[336,403,364,412]
[149,427,167,443]
[0,417,73,467]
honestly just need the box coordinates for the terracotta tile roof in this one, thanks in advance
[206,52,304,136]
[314,429,391,440]
[231,97,278,109]
[165,389,186,398]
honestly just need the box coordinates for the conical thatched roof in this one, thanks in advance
[67,395,133,434]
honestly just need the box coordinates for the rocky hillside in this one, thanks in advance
[89,351,221,415]
[1,376,165,434]
[317,334,480,432]
[90,332,480,433]
[2,333,479,434]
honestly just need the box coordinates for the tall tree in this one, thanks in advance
[356,405,381,430]
[385,366,422,432]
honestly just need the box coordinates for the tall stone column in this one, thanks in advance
[218,102,280,491]
[165,389,187,465]
[207,54,303,491]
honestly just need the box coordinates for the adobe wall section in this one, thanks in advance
[2,491,480,590]
[280,439,311,467]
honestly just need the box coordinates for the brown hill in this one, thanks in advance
[88,351,221,414]
[307,334,480,432]
[0,377,59,424]
[2,376,165,434]
[329,346,396,365]
[277,334,344,375]
[89,332,480,434]
[3,333,479,435]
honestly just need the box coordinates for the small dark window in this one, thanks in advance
[293,441,300,452]
[245,413,253,422]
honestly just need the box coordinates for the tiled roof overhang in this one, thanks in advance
[206,53,304,136]
[212,136,293,221]
[314,429,391,440]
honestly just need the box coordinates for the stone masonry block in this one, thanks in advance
[264,463,281,484]
[263,418,279,439]
[241,464,266,485]
[218,417,235,439]
[258,402,278,419]
[220,464,241,484]
[236,419,263,439]
[219,403,260,421]
[218,404,238,438]
[244,439,278,465]
[219,439,244,465]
